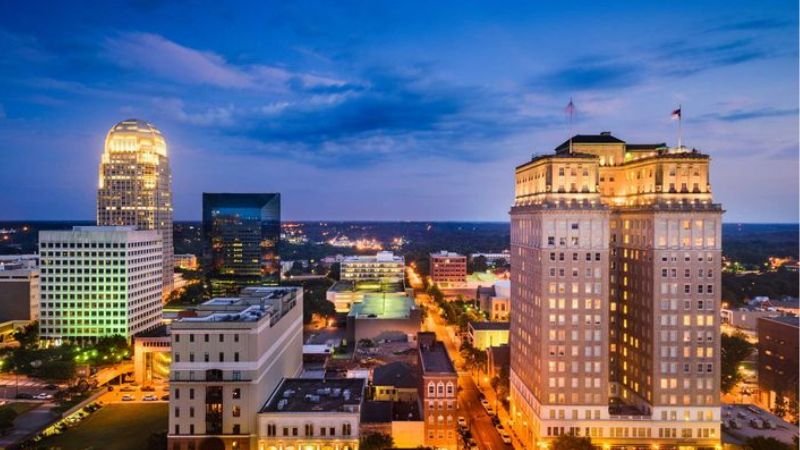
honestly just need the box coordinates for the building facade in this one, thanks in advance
[0,260,40,322]
[340,252,404,283]
[168,287,303,450]
[430,251,467,287]
[38,226,163,342]
[257,378,364,450]
[97,119,174,297]
[202,193,281,297]
[509,133,722,448]
[757,316,799,411]
[418,332,458,450]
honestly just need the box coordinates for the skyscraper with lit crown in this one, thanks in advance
[98,119,174,297]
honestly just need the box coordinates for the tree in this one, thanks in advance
[13,322,39,350]
[744,436,793,450]
[720,332,753,393]
[360,432,394,450]
[0,407,17,435]
[773,392,787,418]
[146,431,168,450]
[551,434,593,450]
[470,255,488,273]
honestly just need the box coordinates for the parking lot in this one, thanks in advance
[722,403,798,445]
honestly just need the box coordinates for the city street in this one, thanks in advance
[419,290,512,450]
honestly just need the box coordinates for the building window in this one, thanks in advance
[232,388,241,399]
[232,406,241,417]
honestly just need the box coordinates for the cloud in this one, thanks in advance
[152,97,236,126]
[706,18,793,33]
[102,32,344,91]
[103,32,253,88]
[162,66,549,166]
[529,63,643,92]
[700,107,799,122]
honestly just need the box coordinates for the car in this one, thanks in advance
[140,386,155,392]
[120,386,135,392]
[34,393,53,400]
[142,394,157,401]
[457,416,467,429]
[480,398,490,408]
[486,406,496,417]
[44,384,59,391]
[121,395,134,401]
[15,392,33,399]
[495,423,506,433]
[161,394,170,401]
[499,431,512,444]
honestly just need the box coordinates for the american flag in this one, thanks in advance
[671,106,682,120]
[565,98,575,116]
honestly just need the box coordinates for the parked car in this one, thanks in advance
[486,406,496,417]
[140,386,155,392]
[142,394,157,401]
[499,430,512,445]
[121,395,134,401]
[495,423,506,433]
[457,416,467,429]
[120,386,135,392]
[480,399,490,409]
[44,384,59,391]
[34,393,53,400]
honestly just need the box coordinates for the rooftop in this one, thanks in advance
[419,339,456,375]
[760,315,800,328]
[555,132,625,152]
[361,400,421,423]
[469,321,510,331]
[348,293,415,319]
[431,250,465,258]
[342,251,403,264]
[373,361,419,389]
[328,280,406,294]
[173,287,298,326]
[261,378,365,413]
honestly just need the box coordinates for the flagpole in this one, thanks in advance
[568,97,574,154]
[678,104,683,150]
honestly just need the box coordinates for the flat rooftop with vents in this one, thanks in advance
[261,378,366,413]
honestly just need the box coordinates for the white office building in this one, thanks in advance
[38,226,163,343]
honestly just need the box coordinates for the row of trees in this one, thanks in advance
[0,323,131,381]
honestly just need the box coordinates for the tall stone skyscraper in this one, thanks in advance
[98,119,174,297]
[509,133,722,448]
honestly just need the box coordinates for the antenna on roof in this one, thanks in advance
[565,98,576,154]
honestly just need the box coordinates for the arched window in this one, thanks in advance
[437,382,444,396]
[446,382,454,397]
[427,382,435,396]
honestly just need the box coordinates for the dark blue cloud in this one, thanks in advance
[529,63,642,92]
[701,107,799,122]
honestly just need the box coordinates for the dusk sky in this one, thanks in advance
[0,1,797,222]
